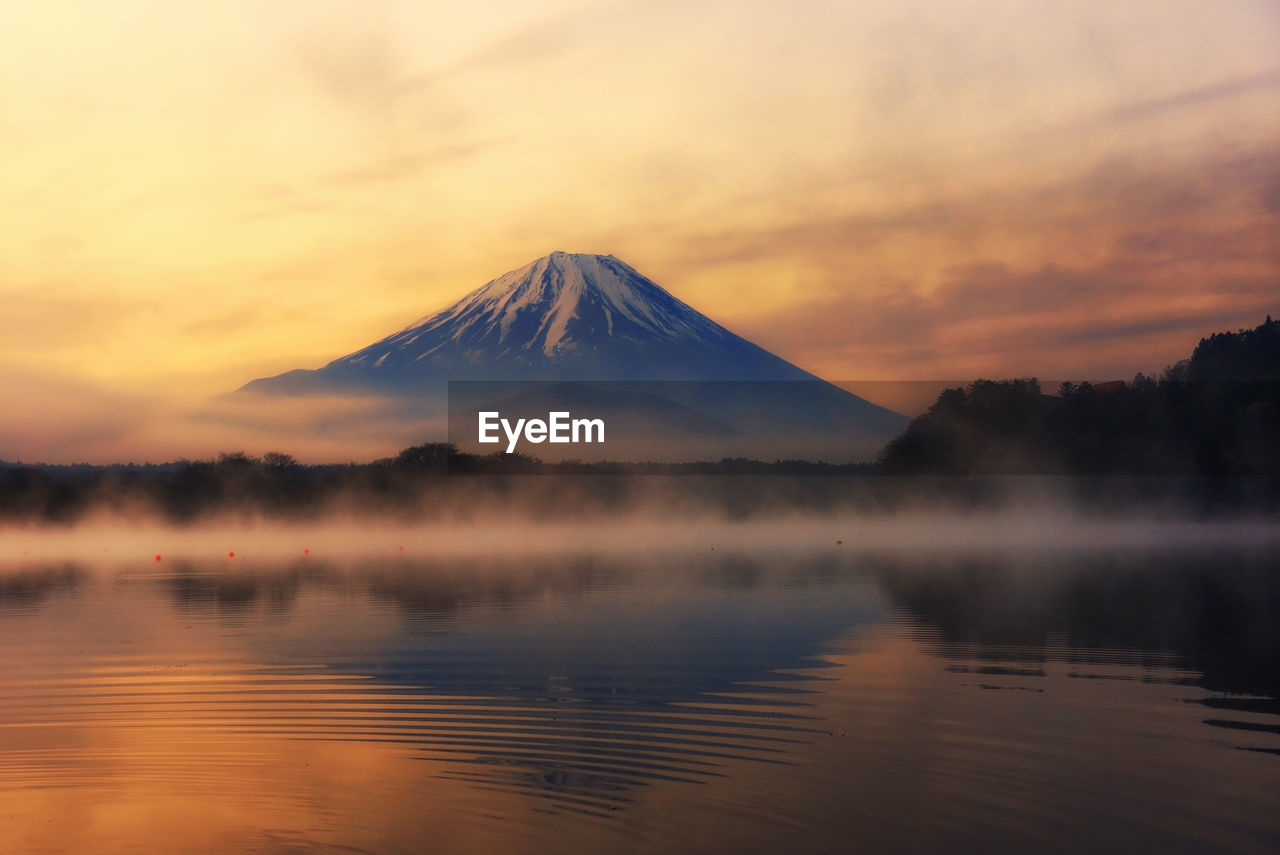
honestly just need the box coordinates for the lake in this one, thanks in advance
[1,528,1277,853]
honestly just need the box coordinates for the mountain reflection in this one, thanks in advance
[142,552,872,815]
[1,543,1276,851]
[869,548,1280,698]
[164,561,322,616]
[0,564,82,610]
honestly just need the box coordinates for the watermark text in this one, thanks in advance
[478,411,605,453]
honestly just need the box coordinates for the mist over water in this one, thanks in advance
[1,525,1277,854]
[4,510,1280,564]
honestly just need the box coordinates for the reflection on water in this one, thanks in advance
[0,545,1277,853]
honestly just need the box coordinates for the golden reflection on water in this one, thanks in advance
[0,548,1277,854]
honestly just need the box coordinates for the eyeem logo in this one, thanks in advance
[478,411,605,453]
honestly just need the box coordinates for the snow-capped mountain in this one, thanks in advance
[240,252,821,393]
[233,252,907,460]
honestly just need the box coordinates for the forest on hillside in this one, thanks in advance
[878,316,1279,478]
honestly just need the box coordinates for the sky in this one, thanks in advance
[2,0,1278,460]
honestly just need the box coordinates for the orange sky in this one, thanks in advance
[2,1,1278,461]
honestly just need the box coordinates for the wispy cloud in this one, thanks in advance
[711,142,1280,378]
[1103,67,1280,124]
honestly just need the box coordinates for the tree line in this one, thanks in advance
[2,317,1277,522]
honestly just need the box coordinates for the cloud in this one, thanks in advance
[398,0,656,88]
[738,255,1276,380]
[293,16,402,116]
[0,291,157,348]
[178,303,311,340]
[1102,67,1280,125]
[316,138,511,187]
[1043,310,1262,349]
[700,141,1279,379]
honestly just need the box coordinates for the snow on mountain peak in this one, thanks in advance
[386,252,726,361]
[241,252,821,385]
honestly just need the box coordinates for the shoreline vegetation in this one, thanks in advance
[3,318,1277,523]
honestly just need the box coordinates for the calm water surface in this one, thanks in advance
[1,542,1277,853]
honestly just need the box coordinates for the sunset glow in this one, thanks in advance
[2,1,1277,461]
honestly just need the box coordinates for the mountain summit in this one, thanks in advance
[240,252,819,394]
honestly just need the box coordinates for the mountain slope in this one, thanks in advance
[240,252,820,393]
[232,252,907,460]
